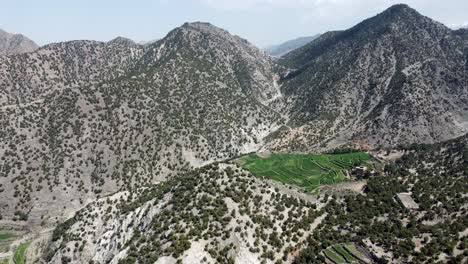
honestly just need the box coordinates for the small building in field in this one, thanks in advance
[396,192,419,210]
[353,166,368,177]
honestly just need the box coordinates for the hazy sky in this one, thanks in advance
[1,0,467,47]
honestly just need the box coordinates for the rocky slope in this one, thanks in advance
[0,22,283,226]
[44,164,324,264]
[267,4,468,151]
[0,29,38,55]
[266,35,320,57]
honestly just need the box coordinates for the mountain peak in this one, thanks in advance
[184,21,216,29]
[157,21,254,52]
[381,3,420,18]
[337,3,447,40]
[108,36,137,46]
[387,3,411,11]
[181,21,230,36]
[0,28,39,55]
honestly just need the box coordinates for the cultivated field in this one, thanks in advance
[239,152,372,192]
[323,243,372,263]
[0,231,16,253]
[13,242,30,264]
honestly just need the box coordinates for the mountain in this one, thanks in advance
[265,35,320,57]
[2,4,467,228]
[1,4,468,264]
[0,22,282,227]
[0,29,39,55]
[267,4,468,151]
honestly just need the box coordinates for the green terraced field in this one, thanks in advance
[334,245,357,262]
[322,243,371,264]
[239,152,372,191]
[324,248,346,263]
[13,242,30,264]
[343,243,369,262]
[0,233,16,241]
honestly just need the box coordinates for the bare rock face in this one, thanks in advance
[0,29,39,55]
[268,4,468,151]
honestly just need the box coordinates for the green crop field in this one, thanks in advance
[13,242,30,264]
[322,243,371,263]
[324,248,346,263]
[343,243,369,261]
[239,152,372,191]
[0,233,16,241]
[334,245,357,262]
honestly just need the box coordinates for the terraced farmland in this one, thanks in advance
[239,152,372,191]
[323,243,372,263]
[0,233,15,241]
[0,231,17,254]
[13,242,30,264]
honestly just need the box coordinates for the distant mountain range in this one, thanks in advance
[138,38,160,45]
[0,28,38,55]
[265,35,320,57]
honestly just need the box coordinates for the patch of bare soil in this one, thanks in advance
[256,151,271,159]
[318,181,366,195]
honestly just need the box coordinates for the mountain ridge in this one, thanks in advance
[267,3,468,151]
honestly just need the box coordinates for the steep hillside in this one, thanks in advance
[266,35,320,57]
[0,22,283,225]
[267,4,468,151]
[0,29,38,55]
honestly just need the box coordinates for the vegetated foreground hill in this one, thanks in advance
[295,134,468,264]
[0,29,38,56]
[267,4,468,151]
[45,164,324,264]
[0,22,283,225]
[43,134,468,264]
